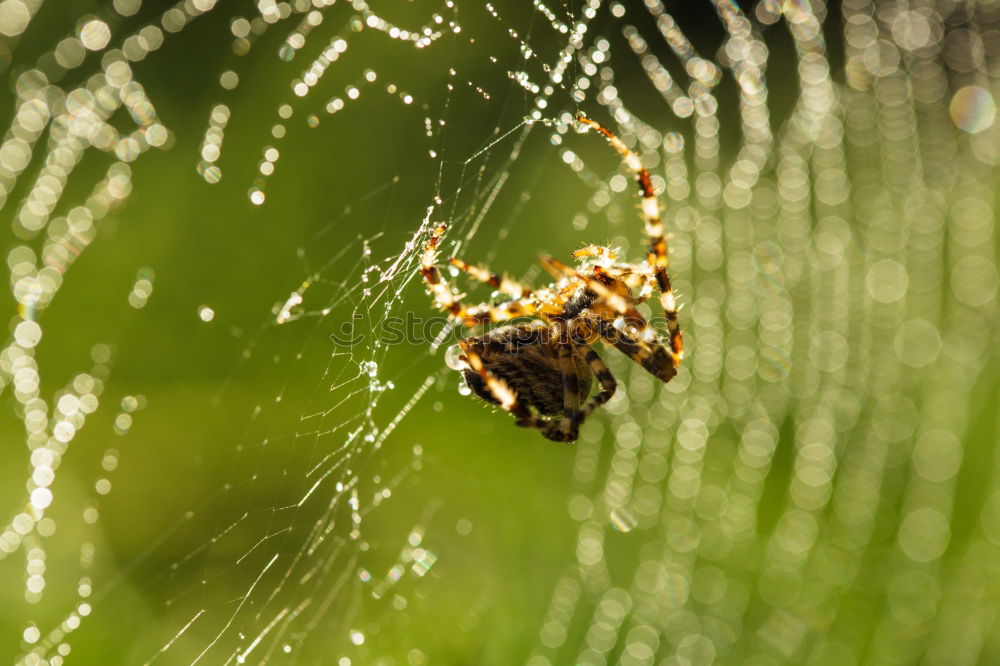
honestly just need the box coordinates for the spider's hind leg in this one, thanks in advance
[535,344,618,442]
[542,345,618,442]
[541,344,589,443]
[459,343,551,431]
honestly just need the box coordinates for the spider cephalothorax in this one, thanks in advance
[420,114,683,443]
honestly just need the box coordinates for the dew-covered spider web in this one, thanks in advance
[2,0,999,663]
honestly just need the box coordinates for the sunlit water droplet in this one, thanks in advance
[443,344,466,370]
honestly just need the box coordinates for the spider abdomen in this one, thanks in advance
[460,324,593,417]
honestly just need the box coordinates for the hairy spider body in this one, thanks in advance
[460,323,594,417]
[420,114,683,443]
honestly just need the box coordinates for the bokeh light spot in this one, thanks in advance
[78,19,111,51]
[950,86,996,134]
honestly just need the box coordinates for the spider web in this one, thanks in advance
[2,0,999,664]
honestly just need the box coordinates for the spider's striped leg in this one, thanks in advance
[598,319,677,384]
[542,345,618,442]
[544,344,587,443]
[596,264,638,277]
[576,114,683,369]
[558,345,583,414]
[596,265,656,301]
[448,257,533,301]
[458,298,539,326]
[576,255,654,302]
[647,262,682,371]
[421,223,536,327]
[572,245,617,261]
[573,345,618,424]
[420,223,466,321]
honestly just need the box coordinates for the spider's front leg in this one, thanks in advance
[577,114,683,370]
[447,257,533,301]
[420,223,536,326]
[598,319,677,384]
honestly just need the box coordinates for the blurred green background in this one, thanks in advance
[1,1,999,664]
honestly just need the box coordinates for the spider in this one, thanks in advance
[419,114,683,443]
